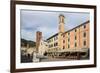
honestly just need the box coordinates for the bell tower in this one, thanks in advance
[59,14,65,33]
[36,31,42,53]
[58,14,65,50]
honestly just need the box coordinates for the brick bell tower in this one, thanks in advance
[36,31,42,53]
[58,14,65,50]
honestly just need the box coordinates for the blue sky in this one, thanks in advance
[20,10,89,41]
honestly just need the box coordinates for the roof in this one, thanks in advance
[46,33,58,40]
[64,20,90,34]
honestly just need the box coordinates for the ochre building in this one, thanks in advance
[46,14,90,54]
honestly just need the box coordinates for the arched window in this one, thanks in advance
[84,40,86,46]
[75,42,77,47]
[83,32,86,37]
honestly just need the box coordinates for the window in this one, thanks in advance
[62,18,64,23]
[54,36,58,40]
[75,35,77,40]
[63,40,65,43]
[83,32,86,37]
[63,35,65,37]
[75,29,77,32]
[63,46,65,49]
[84,25,86,28]
[56,36,58,40]
[51,44,53,47]
[68,44,70,48]
[54,42,58,46]
[54,43,55,47]
[84,41,86,46]
[50,44,53,48]
[68,32,70,35]
[56,42,58,46]
[68,38,70,42]
[75,42,77,47]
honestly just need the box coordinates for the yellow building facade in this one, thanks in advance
[46,14,90,55]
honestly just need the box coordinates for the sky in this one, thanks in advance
[20,9,89,41]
